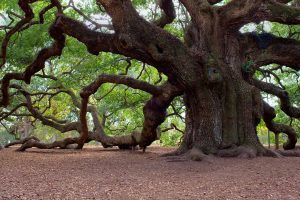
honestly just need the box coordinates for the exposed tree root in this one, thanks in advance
[189,147,208,161]
[276,149,300,157]
[163,152,190,162]
[217,145,258,159]
[217,144,300,159]
[161,145,188,157]
[263,149,283,158]
[163,146,215,162]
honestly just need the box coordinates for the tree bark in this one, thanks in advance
[175,26,272,158]
[1,0,299,159]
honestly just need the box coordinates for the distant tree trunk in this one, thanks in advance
[275,134,279,150]
[18,118,32,139]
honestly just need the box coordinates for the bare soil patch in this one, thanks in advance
[1,147,300,200]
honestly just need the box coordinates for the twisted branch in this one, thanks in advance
[262,101,297,150]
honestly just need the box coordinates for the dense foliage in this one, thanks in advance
[0,0,299,155]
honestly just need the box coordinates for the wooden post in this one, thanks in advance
[275,133,279,150]
[268,130,270,149]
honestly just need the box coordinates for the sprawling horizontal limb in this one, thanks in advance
[240,33,300,71]
[16,137,79,151]
[4,81,153,150]
[4,136,40,148]
[95,0,202,86]
[54,15,118,56]
[218,0,300,29]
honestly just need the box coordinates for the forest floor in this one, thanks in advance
[1,146,300,200]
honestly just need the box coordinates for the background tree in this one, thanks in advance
[0,0,299,160]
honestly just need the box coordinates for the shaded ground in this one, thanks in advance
[1,147,300,200]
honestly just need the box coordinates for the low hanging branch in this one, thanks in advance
[262,101,297,150]
[79,74,182,150]
[3,79,176,151]
[79,74,164,149]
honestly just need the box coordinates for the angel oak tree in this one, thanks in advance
[1,0,300,160]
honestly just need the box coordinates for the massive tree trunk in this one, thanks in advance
[175,27,268,158]
[1,0,300,158]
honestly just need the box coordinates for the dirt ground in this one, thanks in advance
[1,147,300,200]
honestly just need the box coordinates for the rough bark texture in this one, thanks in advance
[1,0,300,159]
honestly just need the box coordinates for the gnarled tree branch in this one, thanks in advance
[249,78,300,119]
[219,0,300,29]
[262,101,297,150]
[1,19,66,106]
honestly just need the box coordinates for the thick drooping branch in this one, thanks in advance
[54,15,173,78]
[241,33,300,71]
[1,20,66,106]
[4,77,167,151]
[3,85,88,150]
[54,15,118,56]
[255,39,300,71]
[140,83,182,148]
[262,101,297,150]
[79,74,163,147]
[86,105,142,149]
[80,73,182,149]
[155,0,176,28]
[96,0,202,87]
[219,0,300,29]
[250,78,300,119]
